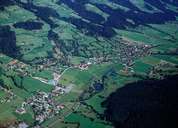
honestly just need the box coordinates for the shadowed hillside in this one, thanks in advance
[102,75,178,128]
[11,0,178,37]
[0,26,18,57]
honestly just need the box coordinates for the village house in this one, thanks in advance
[77,62,92,70]
[16,108,26,115]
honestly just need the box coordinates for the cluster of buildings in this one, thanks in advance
[6,59,29,76]
[75,61,92,70]
[69,38,152,71]
[18,122,29,128]
[10,121,29,128]
[52,72,61,85]
[117,39,152,66]
[51,85,66,96]
[14,68,72,123]
[149,60,176,79]
[52,84,73,96]
[15,84,69,124]
[32,58,58,71]
[25,91,64,123]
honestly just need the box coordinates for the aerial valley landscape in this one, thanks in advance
[0,0,178,128]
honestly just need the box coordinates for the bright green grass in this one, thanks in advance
[15,112,34,125]
[0,75,14,89]
[34,70,53,80]
[0,5,36,25]
[56,92,81,102]
[59,63,123,87]
[0,90,5,97]
[70,56,88,65]
[12,86,31,99]
[22,77,52,92]
[86,94,105,113]
[141,56,161,66]
[133,59,152,73]
[65,113,112,128]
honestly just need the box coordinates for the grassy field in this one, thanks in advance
[34,70,53,80]
[65,113,112,128]
[22,77,53,92]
